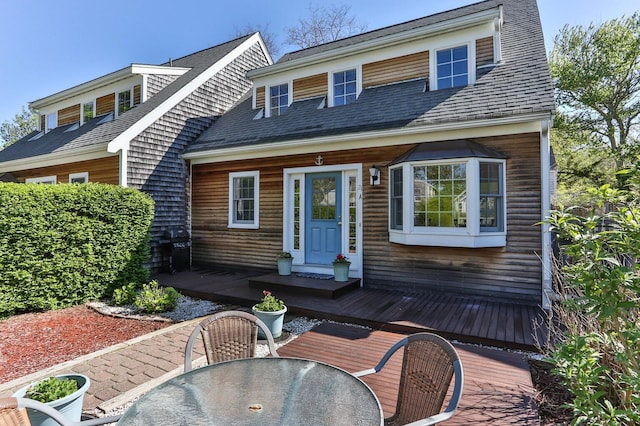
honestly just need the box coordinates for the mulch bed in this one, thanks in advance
[0,305,170,383]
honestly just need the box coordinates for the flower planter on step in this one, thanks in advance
[333,263,351,282]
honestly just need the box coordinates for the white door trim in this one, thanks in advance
[283,163,363,278]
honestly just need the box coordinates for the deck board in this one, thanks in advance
[156,267,548,351]
[278,322,539,425]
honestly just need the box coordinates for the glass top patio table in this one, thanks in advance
[117,357,383,426]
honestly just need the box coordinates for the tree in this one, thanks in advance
[0,105,37,149]
[549,13,640,173]
[285,3,367,49]
[234,23,281,59]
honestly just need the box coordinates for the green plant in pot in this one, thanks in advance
[252,290,287,339]
[14,374,90,426]
[332,253,351,282]
[276,251,294,276]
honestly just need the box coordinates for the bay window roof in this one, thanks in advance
[390,139,507,165]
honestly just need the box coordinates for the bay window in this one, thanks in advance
[389,140,506,248]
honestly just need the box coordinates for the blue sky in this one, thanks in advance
[0,0,637,126]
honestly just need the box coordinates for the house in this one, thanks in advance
[0,34,272,270]
[184,0,556,308]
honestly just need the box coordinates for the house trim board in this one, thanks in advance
[0,144,111,173]
[282,163,363,279]
[185,114,549,164]
[540,118,553,310]
[30,65,190,111]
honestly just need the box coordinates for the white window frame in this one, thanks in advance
[69,172,89,184]
[117,89,132,117]
[267,82,290,117]
[228,171,260,229]
[46,113,57,131]
[81,101,95,125]
[328,66,361,107]
[26,175,57,184]
[430,42,476,91]
[388,157,506,248]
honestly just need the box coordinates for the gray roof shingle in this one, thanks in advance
[0,35,253,163]
[187,0,554,155]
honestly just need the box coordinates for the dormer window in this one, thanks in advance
[269,84,289,116]
[46,113,57,131]
[436,45,468,89]
[82,101,94,124]
[118,90,132,115]
[332,69,357,106]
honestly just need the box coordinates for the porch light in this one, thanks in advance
[369,165,380,186]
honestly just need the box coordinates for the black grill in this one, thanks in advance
[163,227,191,273]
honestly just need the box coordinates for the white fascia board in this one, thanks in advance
[0,144,111,173]
[107,33,264,154]
[247,7,500,80]
[130,64,191,76]
[185,112,551,164]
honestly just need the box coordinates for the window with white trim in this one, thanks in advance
[332,69,357,106]
[46,113,57,131]
[389,141,506,248]
[69,172,89,184]
[269,83,289,116]
[118,90,132,115]
[228,171,259,229]
[26,175,57,184]
[436,45,469,89]
[82,101,94,124]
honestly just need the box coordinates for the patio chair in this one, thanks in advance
[0,396,121,426]
[184,310,279,372]
[353,333,464,426]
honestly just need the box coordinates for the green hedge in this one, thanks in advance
[0,183,154,317]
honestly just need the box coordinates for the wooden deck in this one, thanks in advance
[155,266,548,351]
[278,322,539,424]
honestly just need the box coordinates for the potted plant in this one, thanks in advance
[13,374,90,426]
[276,251,294,276]
[252,290,287,339]
[332,253,351,282]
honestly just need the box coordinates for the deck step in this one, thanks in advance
[248,273,360,299]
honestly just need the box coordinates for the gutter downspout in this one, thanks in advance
[540,118,553,310]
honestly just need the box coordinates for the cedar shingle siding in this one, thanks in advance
[128,42,270,270]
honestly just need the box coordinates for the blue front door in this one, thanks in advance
[305,172,342,264]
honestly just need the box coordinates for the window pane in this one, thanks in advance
[479,162,503,231]
[413,163,466,228]
[270,83,289,116]
[436,45,468,90]
[390,168,403,230]
[437,63,451,77]
[233,176,256,223]
[453,46,468,61]
[333,69,357,106]
[437,49,451,63]
[312,177,336,220]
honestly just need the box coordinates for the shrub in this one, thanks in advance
[113,283,138,306]
[543,160,640,425]
[25,377,78,403]
[134,280,180,314]
[0,183,154,317]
